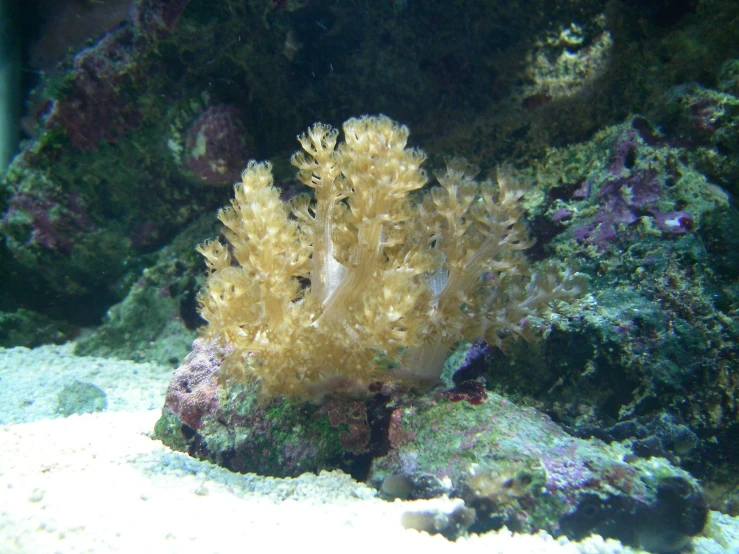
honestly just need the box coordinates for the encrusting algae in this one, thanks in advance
[197,115,585,402]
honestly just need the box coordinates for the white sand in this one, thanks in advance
[0,343,736,554]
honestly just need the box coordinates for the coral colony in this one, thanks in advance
[197,115,585,402]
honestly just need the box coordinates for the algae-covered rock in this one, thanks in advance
[57,380,108,416]
[154,338,707,551]
[367,391,708,552]
[73,214,218,366]
[154,339,372,478]
[0,309,76,348]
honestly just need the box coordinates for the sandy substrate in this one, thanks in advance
[0,344,737,554]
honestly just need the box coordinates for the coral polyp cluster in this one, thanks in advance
[197,115,585,402]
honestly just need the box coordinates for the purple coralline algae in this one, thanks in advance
[368,391,708,552]
[155,338,369,478]
[161,338,225,430]
[572,128,693,250]
[45,30,141,151]
[448,340,495,384]
[318,398,372,455]
[184,105,255,186]
[43,0,194,150]
[2,188,94,253]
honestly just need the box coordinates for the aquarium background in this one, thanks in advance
[1,0,738,552]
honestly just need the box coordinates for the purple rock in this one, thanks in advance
[368,391,708,550]
[162,338,227,430]
[184,105,255,186]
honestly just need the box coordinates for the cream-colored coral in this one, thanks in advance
[197,115,585,402]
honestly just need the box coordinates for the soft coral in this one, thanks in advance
[197,115,586,402]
